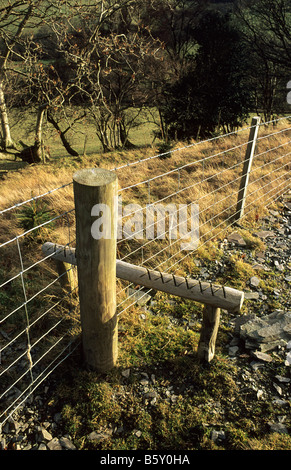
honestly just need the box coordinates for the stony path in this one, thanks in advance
[0,194,290,450]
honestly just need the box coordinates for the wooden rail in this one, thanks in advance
[42,242,244,313]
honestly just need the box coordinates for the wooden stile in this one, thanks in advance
[42,242,244,314]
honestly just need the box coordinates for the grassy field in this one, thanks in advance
[0,115,290,450]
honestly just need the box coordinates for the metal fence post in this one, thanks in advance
[73,168,118,372]
[234,116,261,222]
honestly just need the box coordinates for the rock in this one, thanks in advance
[144,391,157,399]
[251,351,273,362]
[252,263,265,271]
[140,378,149,385]
[47,438,63,450]
[250,276,260,288]
[128,288,151,306]
[87,431,111,442]
[275,375,290,383]
[259,340,286,353]
[59,436,76,450]
[234,314,256,335]
[244,292,260,300]
[272,399,289,407]
[211,430,225,444]
[121,369,131,378]
[238,311,291,351]
[254,231,275,240]
[38,443,47,450]
[228,346,239,356]
[37,427,53,442]
[273,383,283,395]
[285,351,291,366]
[268,423,289,435]
[227,232,246,246]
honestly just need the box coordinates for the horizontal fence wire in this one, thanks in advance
[0,182,79,428]
[114,117,291,316]
[0,115,290,426]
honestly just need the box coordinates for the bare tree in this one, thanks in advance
[0,1,41,149]
[51,0,164,151]
[0,1,90,157]
[235,0,291,121]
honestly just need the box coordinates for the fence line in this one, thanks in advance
[116,174,290,317]
[0,182,73,217]
[0,115,290,426]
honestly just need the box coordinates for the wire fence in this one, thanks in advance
[0,115,290,427]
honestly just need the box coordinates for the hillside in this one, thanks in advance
[0,117,290,451]
[0,195,290,451]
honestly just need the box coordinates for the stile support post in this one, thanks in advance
[55,260,77,294]
[234,116,261,222]
[197,305,221,363]
[73,168,118,373]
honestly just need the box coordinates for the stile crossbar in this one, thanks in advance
[42,241,244,366]
[41,166,244,371]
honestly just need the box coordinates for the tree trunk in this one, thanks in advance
[47,111,79,157]
[0,80,15,150]
[35,105,50,162]
[16,106,50,163]
[119,120,135,149]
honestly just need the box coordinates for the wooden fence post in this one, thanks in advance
[73,168,118,372]
[234,116,261,222]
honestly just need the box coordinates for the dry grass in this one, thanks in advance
[1,118,289,325]
[0,119,290,257]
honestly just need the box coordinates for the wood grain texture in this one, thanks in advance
[73,168,118,372]
[42,243,244,313]
[197,305,221,363]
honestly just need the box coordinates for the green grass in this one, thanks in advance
[46,272,291,450]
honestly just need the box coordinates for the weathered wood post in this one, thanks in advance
[234,116,261,222]
[197,305,221,363]
[55,259,77,293]
[73,168,118,372]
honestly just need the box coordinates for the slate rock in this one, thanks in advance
[128,288,152,306]
[250,276,260,288]
[254,231,275,240]
[239,311,291,350]
[47,438,62,450]
[227,232,246,246]
[244,292,260,300]
[251,351,273,362]
[87,431,111,442]
[121,369,131,378]
[211,430,225,444]
[37,427,53,442]
[268,423,289,435]
[59,436,76,450]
